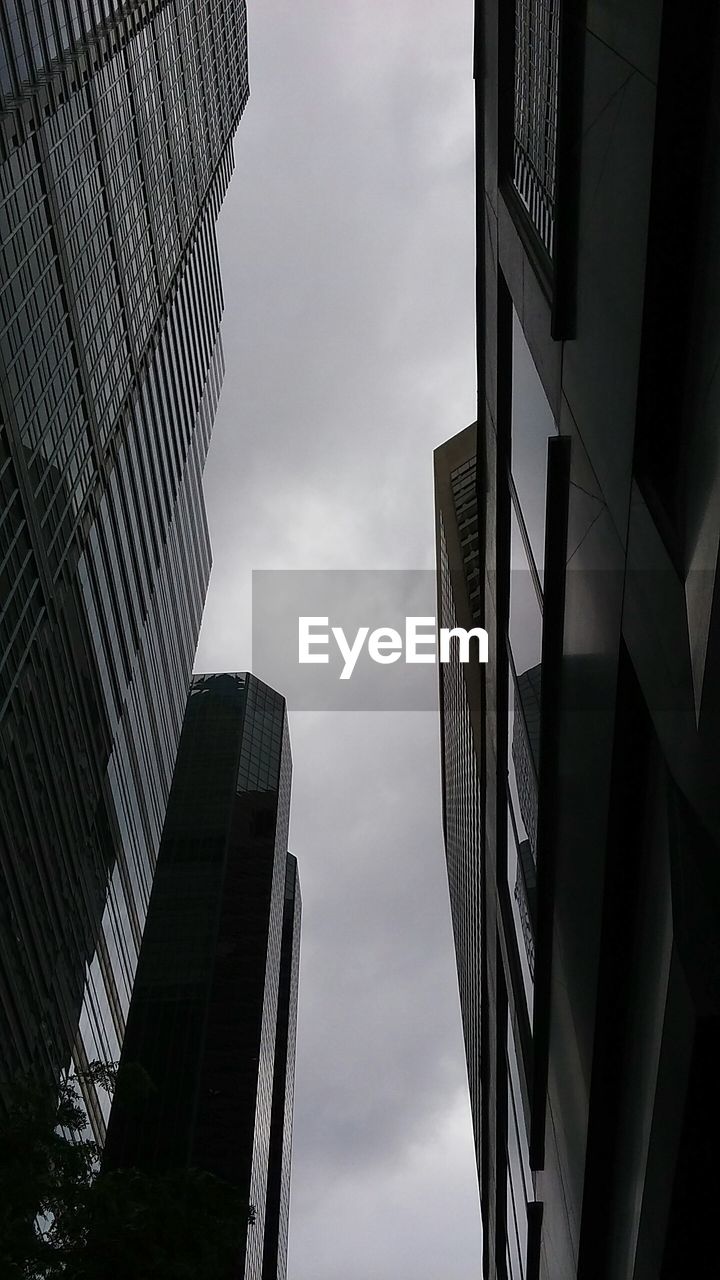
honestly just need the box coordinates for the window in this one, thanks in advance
[505,308,557,1017]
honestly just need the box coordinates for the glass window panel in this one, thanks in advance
[506,1164,525,1279]
[507,1021,533,1198]
[507,499,541,1007]
[506,1018,532,1279]
[507,797,534,1017]
[511,309,557,578]
[506,310,554,1015]
[509,498,542,678]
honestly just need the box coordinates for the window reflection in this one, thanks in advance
[505,1019,534,1278]
[507,795,534,1016]
[507,504,540,1008]
[509,499,542,676]
[505,308,556,1021]
[511,310,557,580]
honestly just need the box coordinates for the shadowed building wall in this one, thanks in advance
[439,1,720,1274]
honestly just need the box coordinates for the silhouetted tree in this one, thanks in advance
[0,1068,249,1279]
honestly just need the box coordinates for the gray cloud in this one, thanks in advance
[289,1087,481,1280]
[194,0,480,1275]
[288,715,463,1168]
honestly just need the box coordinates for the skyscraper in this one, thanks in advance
[0,1,249,1137]
[103,673,301,1280]
[433,424,483,1183]
[440,1,720,1275]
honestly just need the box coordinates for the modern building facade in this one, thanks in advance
[0,2,249,1137]
[263,850,301,1280]
[437,2,720,1276]
[434,425,484,1182]
[103,673,301,1280]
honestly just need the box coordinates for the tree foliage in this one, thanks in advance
[0,1069,247,1280]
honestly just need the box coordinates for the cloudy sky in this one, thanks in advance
[193,2,480,1276]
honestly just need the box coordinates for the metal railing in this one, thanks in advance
[512,0,561,259]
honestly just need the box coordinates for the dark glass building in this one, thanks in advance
[103,673,301,1280]
[439,2,720,1275]
[0,2,249,1138]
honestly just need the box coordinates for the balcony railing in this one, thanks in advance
[512,0,561,260]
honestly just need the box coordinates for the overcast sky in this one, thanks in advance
[193,2,480,1276]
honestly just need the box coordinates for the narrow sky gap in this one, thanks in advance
[194,1,481,1275]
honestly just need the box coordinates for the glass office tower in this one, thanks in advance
[103,673,301,1280]
[446,1,720,1276]
[0,2,249,1138]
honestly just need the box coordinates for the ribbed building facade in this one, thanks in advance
[440,1,720,1275]
[0,1,249,1138]
[104,673,301,1280]
[434,424,484,1180]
